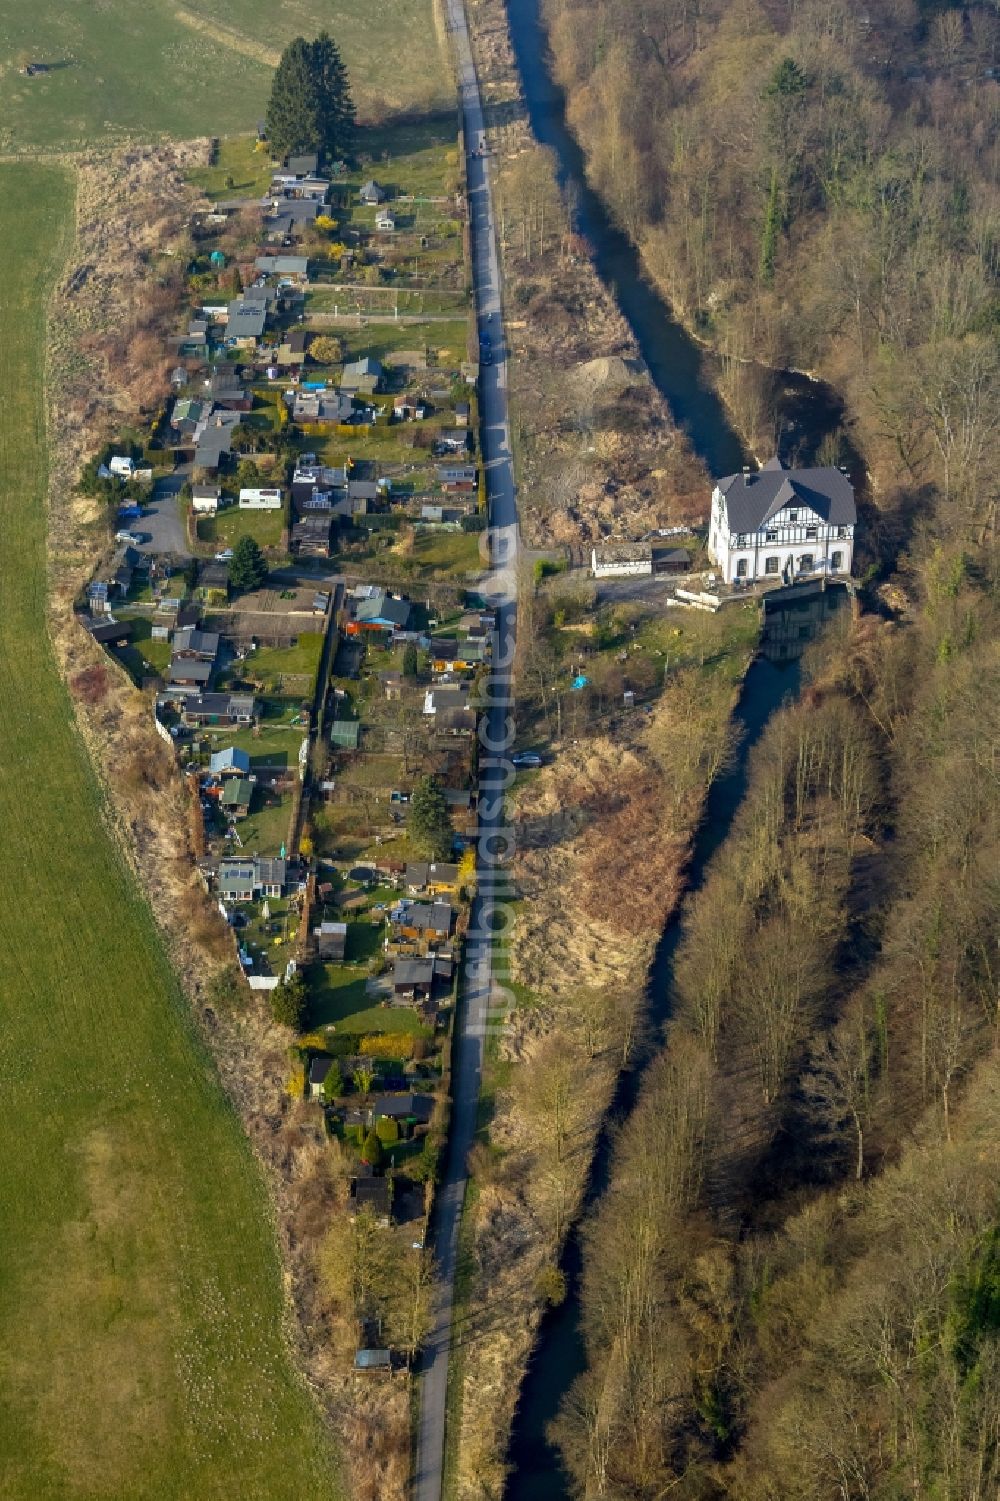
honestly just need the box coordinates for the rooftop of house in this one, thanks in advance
[308,1055,336,1086]
[393,901,453,932]
[370,1091,434,1122]
[182,691,256,716]
[254,255,310,276]
[220,778,253,808]
[716,458,857,533]
[209,747,251,775]
[226,300,268,340]
[406,861,460,888]
[437,465,478,484]
[167,656,213,684]
[354,589,411,628]
[351,1178,392,1214]
[343,356,384,379]
[287,152,319,177]
[173,627,219,658]
[255,857,287,887]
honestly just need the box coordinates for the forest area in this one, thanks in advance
[532,0,1000,1493]
[545,0,1000,510]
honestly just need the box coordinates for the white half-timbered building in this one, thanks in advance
[708,458,856,585]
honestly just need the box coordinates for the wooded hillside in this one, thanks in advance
[538,0,1000,1491]
[545,0,1000,518]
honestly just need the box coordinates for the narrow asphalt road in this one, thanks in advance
[412,0,520,1494]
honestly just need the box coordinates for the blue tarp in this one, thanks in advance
[571,674,589,691]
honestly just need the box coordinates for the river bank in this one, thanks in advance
[443,0,869,1491]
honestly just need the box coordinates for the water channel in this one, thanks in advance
[497,0,852,1488]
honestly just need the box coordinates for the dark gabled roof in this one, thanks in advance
[393,958,435,986]
[351,1177,392,1212]
[226,300,267,340]
[396,902,453,933]
[182,691,256,717]
[370,1092,434,1121]
[717,460,856,534]
[167,656,213,683]
[405,861,460,887]
[308,1055,336,1085]
[173,627,219,658]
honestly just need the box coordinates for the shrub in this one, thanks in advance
[536,1264,568,1306]
[360,1129,384,1170]
[359,1033,416,1060]
[270,972,307,1030]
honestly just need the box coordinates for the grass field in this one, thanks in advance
[0,162,341,1501]
[0,0,452,151]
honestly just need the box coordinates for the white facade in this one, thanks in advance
[191,486,220,514]
[238,487,283,510]
[591,546,653,579]
[707,464,856,586]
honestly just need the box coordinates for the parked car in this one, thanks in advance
[512,751,543,768]
[214,548,234,562]
[115,529,140,544]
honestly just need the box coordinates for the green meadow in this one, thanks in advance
[0,0,452,151]
[0,160,342,1501]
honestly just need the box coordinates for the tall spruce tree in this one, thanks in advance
[265,33,354,163]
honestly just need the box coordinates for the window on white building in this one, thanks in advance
[838,525,850,538]
[788,509,799,523]
[766,530,777,542]
[798,554,814,573]
[765,557,779,575]
[736,558,748,578]
[806,526,818,539]
[831,550,843,570]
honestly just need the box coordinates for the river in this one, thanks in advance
[498,0,851,1488]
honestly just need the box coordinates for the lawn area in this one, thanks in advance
[405,528,485,579]
[188,136,274,201]
[0,164,340,1498]
[200,712,307,765]
[248,632,325,685]
[225,789,291,856]
[0,0,451,151]
[337,319,472,367]
[198,506,286,551]
[308,950,433,1037]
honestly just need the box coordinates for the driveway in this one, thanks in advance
[137,468,191,559]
